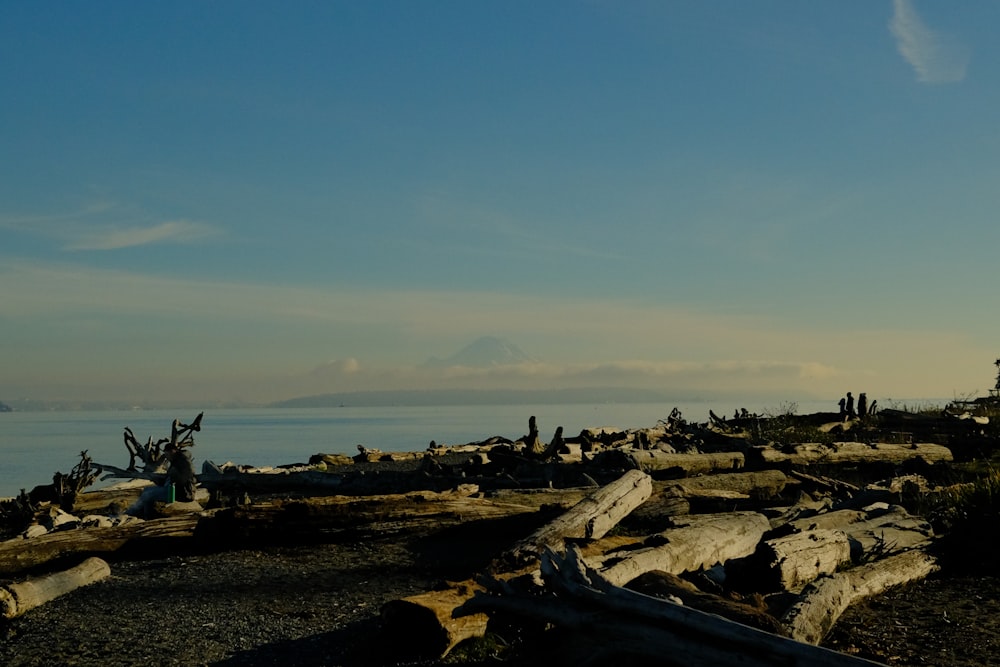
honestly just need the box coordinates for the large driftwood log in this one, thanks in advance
[592,511,772,587]
[0,487,547,576]
[787,504,934,559]
[0,557,111,619]
[463,546,882,667]
[0,512,207,575]
[782,550,940,644]
[499,469,652,567]
[381,581,491,659]
[737,529,854,593]
[627,449,746,474]
[670,469,793,499]
[753,441,952,466]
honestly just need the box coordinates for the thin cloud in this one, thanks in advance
[889,0,970,84]
[64,220,220,251]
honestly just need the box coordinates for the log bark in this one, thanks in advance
[592,511,772,587]
[499,469,652,567]
[781,550,939,644]
[753,441,952,466]
[464,546,882,666]
[0,557,111,619]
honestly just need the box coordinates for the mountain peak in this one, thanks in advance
[425,336,536,367]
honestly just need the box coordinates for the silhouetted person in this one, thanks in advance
[846,392,856,419]
[858,393,868,419]
[838,397,847,418]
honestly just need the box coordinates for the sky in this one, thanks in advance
[2,1,999,407]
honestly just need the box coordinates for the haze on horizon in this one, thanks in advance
[3,2,999,408]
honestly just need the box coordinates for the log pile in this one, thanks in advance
[2,408,978,665]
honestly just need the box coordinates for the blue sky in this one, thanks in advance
[2,1,999,406]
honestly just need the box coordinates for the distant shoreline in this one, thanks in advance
[0,387,825,412]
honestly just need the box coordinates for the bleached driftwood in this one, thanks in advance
[463,546,882,667]
[500,469,652,567]
[627,450,746,474]
[669,469,793,499]
[754,441,952,466]
[782,549,939,644]
[592,511,772,587]
[739,529,854,593]
[787,503,934,558]
[0,557,111,619]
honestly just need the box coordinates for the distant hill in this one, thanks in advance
[423,336,536,367]
[270,387,675,408]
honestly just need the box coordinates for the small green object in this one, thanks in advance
[167,483,175,503]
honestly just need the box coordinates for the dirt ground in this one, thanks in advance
[825,572,1000,666]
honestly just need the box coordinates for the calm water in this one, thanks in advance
[0,399,851,497]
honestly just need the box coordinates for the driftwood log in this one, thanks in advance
[731,503,935,593]
[623,449,746,475]
[786,503,935,559]
[753,441,953,466]
[0,487,551,576]
[499,469,652,568]
[0,557,111,619]
[782,550,940,644]
[592,511,772,587]
[381,581,492,660]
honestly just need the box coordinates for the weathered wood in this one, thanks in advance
[0,512,207,575]
[500,469,653,567]
[781,550,939,644]
[787,504,934,559]
[753,441,952,466]
[0,557,111,619]
[592,511,772,587]
[628,449,746,474]
[670,469,792,498]
[381,581,491,659]
[0,488,546,576]
[740,529,853,593]
[464,546,883,666]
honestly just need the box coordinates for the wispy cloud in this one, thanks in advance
[63,220,220,250]
[889,0,970,84]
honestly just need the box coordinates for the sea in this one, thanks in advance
[0,398,938,498]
